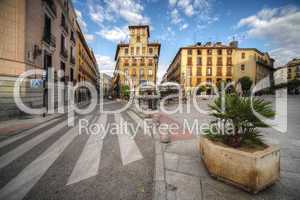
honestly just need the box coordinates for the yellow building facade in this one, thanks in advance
[286,58,300,80]
[76,24,99,102]
[113,25,160,97]
[163,42,274,94]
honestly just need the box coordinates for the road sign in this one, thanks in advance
[30,79,43,88]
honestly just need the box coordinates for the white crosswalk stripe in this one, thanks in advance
[127,110,151,136]
[67,114,107,185]
[0,118,61,149]
[114,113,143,166]
[0,117,76,169]
[0,115,93,200]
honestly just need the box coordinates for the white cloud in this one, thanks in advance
[179,23,189,30]
[101,0,150,24]
[89,5,105,24]
[96,26,128,43]
[168,0,217,30]
[95,54,116,75]
[169,0,177,7]
[84,34,96,42]
[170,9,182,24]
[75,9,87,30]
[237,5,300,66]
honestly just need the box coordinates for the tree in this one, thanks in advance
[206,94,275,148]
[121,85,130,99]
[239,76,253,96]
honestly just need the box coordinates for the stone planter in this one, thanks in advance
[199,137,280,193]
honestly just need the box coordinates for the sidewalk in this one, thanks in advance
[0,100,92,138]
[152,98,300,200]
[0,114,63,138]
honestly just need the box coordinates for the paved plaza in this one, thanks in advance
[153,95,300,200]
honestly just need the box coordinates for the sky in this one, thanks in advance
[72,0,300,81]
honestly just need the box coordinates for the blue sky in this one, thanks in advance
[72,0,300,80]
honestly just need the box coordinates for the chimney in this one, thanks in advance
[229,41,238,48]
[205,42,212,46]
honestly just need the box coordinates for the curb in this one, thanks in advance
[152,120,167,200]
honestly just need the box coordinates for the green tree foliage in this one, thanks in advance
[239,76,253,96]
[206,94,275,148]
[121,85,130,99]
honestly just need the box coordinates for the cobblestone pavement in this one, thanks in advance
[153,95,300,200]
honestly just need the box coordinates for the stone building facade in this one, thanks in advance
[112,25,160,97]
[0,0,98,120]
[162,41,275,94]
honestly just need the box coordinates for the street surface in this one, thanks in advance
[0,101,154,200]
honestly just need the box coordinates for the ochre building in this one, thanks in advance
[162,41,274,94]
[112,25,160,97]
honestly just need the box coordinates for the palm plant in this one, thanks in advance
[205,94,275,148]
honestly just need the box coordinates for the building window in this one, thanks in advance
[187,57,193,66]
[132,68,136,76]
[207,49,212,55]
[142,47,146,55]
[227,57,232,66]
[197,57,202,66]
[241,64,245,71]
[132,59,137,66]
[197,78,202,84]
[149,48,153,54]
[140,69,144,76]
[124,69,129,76]
[217,49,222,55]
[227,67,232,76]
[70,68,74,82]
[131,47,134,55]
[197,49,202,55]
[124,59,129,66]
[227,49,232,55]
[207,67,212,76]
[124,48,128,55]
[140,58,145,66]
[207,78,212,83]
[217,57,222,66]
[148,69,153,76]
[136,47,140,55]
[197,67,202,76]
[60,62,66,82]
[188,67,192,76]
[207,57,212,66]
[217,67,222,76]
[148,59,153,66]
[188,49,193,55]
[43,14,52,45]
[137,35,141,42]
[242,52,246,59]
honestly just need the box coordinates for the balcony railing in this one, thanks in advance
[42,0,57,17]
[43,33,56,48]
[60,48,68,59]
